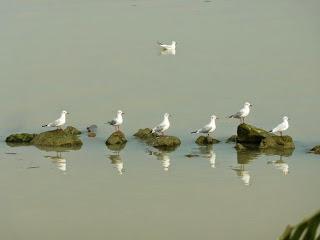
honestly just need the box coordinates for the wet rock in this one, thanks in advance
[31,129,83,147]
[147,136,181,150]
[195,136,220,145]
[134,128,181,150]
[309,145,320,154]
[5,133,36,143]
[226,135,237,143]
[235,143,246,150]
[237,123,295,149]
[106,131,127,146]
[64,126,82,135]
[133,128,157,140]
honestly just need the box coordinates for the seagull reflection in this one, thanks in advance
[232,165,250,186]
[267,155,289,176]
[109,153,124,175]
[45,152,66,172]
[160,48,176,56]
[186,146,217,169]
[148,149,171,171]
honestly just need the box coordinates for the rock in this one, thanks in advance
[226,135,237,143]
[235,143,246,150]
[5,133,36,143]
[64,126,82,135]
[309,145,320,154]
[237,123,295,149]
[31,129,83,147]
[106,131,127,146]
[134,128,181,150]
[147,136,181,150]
[195,136,220,145]
[133,128,157,140]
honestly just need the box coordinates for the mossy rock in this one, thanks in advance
[133,128,157,140]
[195,136,220,145]
[106,131,127,146]
[31,129,82,147]
[309,145,320,154]
[64,126,82,135]
[235,143,246,150]
[237,123,295,149]
[226,135,237,143]
[5,133,37,143]
[147,136,181,150]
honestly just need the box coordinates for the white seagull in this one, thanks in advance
[157,41,176,51]
[270,116,289,136]
[42,110,69,129]
[191,115,218,136]
[228,102,252,123]
[152,113,171,135]
[107,110,124,131]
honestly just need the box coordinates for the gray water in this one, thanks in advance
[1,1,320,239]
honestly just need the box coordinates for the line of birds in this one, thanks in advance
[41,102,290,136]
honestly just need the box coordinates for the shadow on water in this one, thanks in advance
[232,147,294,186]
[107,144,126,175]
[185,145,216,169]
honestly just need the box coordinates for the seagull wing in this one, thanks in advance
[272,122,285,133]
[48,118,61,127]
[108,119,117,126]
[200,124,212,133]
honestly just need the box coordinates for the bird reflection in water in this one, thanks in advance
[267,155,289,176]
[109,153,124,175]
[232,149,260,186]
[148,149,171,171]
[45,152,67,172]
[186,146,216,169]
[160,48,176,56]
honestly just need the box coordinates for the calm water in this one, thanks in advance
[1,0,320,239]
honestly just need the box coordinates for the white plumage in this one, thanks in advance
[192,115,218,136]
[42,110,69,128]
[107,110,124,131]
[270,116,289,136]
[157,41,176,50]
[152,113,171,135]
[229,102,252,123]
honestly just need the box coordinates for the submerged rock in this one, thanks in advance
[106,131,127,146]
[237,123,295,149]
[31,129,83,147]
[134,128,181,150]
[309,145,320,154]
[5,133,36,143]
[195,136,220,145]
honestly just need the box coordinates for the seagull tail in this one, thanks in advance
[228,115,234,118]
[157,41,163,46]
[269,130,273,133]
[191,130,198,134]
[42,124,47,127]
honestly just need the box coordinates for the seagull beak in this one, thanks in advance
[250,104,253,107]
[216,117,219,119]
[67,112,70,114]
[122,112,125,115]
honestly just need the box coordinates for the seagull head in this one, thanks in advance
[117,110,124,115]
[172,41,176,46]
[61,110,69,115]
[283,116,289,121]
[244,102,252,107]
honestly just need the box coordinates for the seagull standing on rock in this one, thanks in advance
[42,110,69,129]
[107,110,124,131]
[228,102,252,123]
[157,41,176,51]
[152,113,171,136]
[270,116,289,136]
[191,115,218,136]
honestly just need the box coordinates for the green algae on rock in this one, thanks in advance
[195,136,220,145]
[147,135,181,150]
[5,133,37,143]
[133,128,157,140]
[64,126,82,135]
[106,131,127,146]
[31,129,82,147]
[226,135,237,143]
[237,123,295,149]
[309,145,320,154]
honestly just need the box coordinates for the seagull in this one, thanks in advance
[191,115,218,136]
[228,102,252,123]
[152,113,171,136]
[270,116,289,136]
[157,41,176,51]
[42,110,69,129]
[106,110,124,131]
